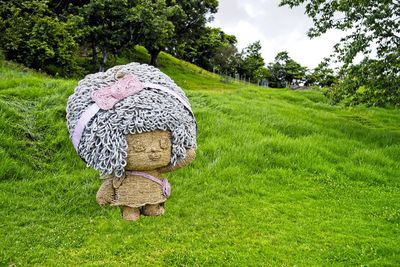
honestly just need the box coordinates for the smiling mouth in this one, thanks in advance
[149,153,161,161]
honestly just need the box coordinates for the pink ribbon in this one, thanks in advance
[91,74,144,110]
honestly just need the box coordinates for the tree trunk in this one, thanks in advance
[100,48,107,72]
[149,49,160,67]
[91,37,98,73]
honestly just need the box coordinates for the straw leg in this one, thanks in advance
[96,179,113,206]
[122,206,141,221]
[142,203,165,216]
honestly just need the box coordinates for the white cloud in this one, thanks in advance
[227,20,268,50]
[243,3,265,18]
[209,0,346,69]
[268,29,345,68]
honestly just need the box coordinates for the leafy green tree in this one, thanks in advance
[280,0,400,106]
[210,45,241,76]
[239,41,265,82]
[285,59,307,85]
[268,51,306,88]
[80,0,139,71]
[253,67,271,84]
[131,0,182,66]
[180,27,239,73]
[308,58,337,87]
[268,61,285,88]
[167,0,218,60]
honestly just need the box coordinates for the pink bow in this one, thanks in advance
[91,74,144,110]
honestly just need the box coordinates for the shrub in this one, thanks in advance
[1,1,81,76]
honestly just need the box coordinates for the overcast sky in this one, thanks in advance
[209,0,345,69]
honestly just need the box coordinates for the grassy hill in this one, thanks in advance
[1,50,399,266]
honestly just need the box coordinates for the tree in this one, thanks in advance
[268,62,285,88]
[285,59,307,86]
[167,0,218,59]
[239,41,265,82]
[280,0,400,106]
[309,58,338,87]
[268,51,307,88]
[253,67,271,85]
[180,27,239,73]
[210,45,241,76]
[80,0,139,71]
[131,0,181,66]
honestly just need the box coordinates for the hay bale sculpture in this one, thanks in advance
[66,63,197,221]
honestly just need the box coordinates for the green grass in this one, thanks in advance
[1,52,400,266]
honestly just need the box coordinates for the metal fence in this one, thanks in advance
[216,71,270,88]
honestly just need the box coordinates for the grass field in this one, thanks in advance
[0,49,399,266]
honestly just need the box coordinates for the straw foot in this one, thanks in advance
[122,206,141,221]
[142,204,165,216]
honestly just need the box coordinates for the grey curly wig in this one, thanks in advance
[66,62,197,177]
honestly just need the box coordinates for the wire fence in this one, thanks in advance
[216,71,271,88]
[215,70,308,90]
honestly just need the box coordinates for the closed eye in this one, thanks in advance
[159,138,169,149]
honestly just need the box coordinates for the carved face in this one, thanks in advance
[126,130,172,171]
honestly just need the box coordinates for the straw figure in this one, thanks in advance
[66,63,197,221]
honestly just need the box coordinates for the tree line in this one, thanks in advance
[0,0,218,74]
[0,0,334,89]
[0,0,398,107]
[198,37,337,89]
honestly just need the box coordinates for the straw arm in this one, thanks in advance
[158,149,196,173]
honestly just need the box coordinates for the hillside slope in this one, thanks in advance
[1,54,399,266]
